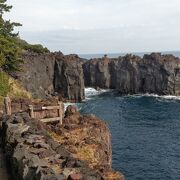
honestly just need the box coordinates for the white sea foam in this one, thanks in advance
[159,95,180,101]
[85,89,180,101]
[63,88,106,112]
[64,88,107,111]
[64,102,82,111]
[65,91,180,111]
[85,87,110,98]
[128,93,180,101]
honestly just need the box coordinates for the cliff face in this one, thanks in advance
[83,53,180,95]
[54,54,85,102]
[13,52,85,102]
[12,52,180,102]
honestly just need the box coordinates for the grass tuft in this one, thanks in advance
[0,71,31,105]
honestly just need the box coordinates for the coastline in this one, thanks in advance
[0,101,124,180]
[79,51,180,59]
[0,51,180,180]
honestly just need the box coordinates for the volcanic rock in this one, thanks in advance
[13,52,85,102]
[1,111,124,180]
[83,53,180,95]
[49,105,124,179]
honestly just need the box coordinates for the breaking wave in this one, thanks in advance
[85,87,110,99]
[127,93,180,101]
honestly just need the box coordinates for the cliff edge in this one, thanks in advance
[1,105,124,180]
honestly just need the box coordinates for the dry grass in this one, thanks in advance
[76,145,99,168]
[48,131,65,144]
[0,73,32,107]
[48,128,100,169]
[8,77,32,99]
[0,96,4,106]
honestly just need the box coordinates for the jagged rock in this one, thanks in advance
[13,52,85,102]
[48,105,124,179]
[10,52,180,104]
[54,54,85,102]
[1,112,123,180]
[83,53,180,95]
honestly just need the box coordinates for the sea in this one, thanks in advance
[68,51,180,180]
[79,51,180,59]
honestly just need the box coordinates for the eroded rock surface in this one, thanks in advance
[54,54,85,102]
[12,52,180,103]
[13,52,85,102]
[1,109,124,180]
[83,53,180,95]
[48,105,124,180]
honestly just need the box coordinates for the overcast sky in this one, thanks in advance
[5,0,180,54]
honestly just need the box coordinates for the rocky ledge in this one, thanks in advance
[1,106,124,180]
[83,53,180,95]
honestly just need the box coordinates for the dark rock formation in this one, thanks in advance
[1,111,124,180]
[49,105,124,180]
[13,52,85,102]
[54,54,85,102]
[83,56,111,89]
[83,53,180,95]
[11,52,180,103]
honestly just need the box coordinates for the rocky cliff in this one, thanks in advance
[12,52,85,102]
[83,53,180,95]
[12,52,180,103]
[1,106,124,180]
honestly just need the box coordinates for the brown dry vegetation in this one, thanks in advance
[47,107,124,180]
[0,73,31,106]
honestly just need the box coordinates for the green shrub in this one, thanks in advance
[26,44,50,54]
[15,38,50,54]
[0,1,50,73]
[0,35,23,71]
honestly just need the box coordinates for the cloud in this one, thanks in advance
[5,0,180,54]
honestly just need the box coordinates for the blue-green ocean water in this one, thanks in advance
[77,51,180,179]
[79,89,180,180]
[80,51,180,59]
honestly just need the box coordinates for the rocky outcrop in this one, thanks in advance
[1,108,124,180]
[54,55,85,102]
[48,105,124,179]
[11,52,180,103]
[83,53,180,95]
[13,52,84,102]
[83,57,111,89]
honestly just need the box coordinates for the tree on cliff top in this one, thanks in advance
[0,0,22,71]
[0,0,49,72]
[0,0,22,37]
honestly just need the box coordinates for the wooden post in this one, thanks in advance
[4,97,11,115]
[29,105,34,118]
[58,101,63,125]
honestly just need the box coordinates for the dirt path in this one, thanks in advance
[0,148,9,180]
